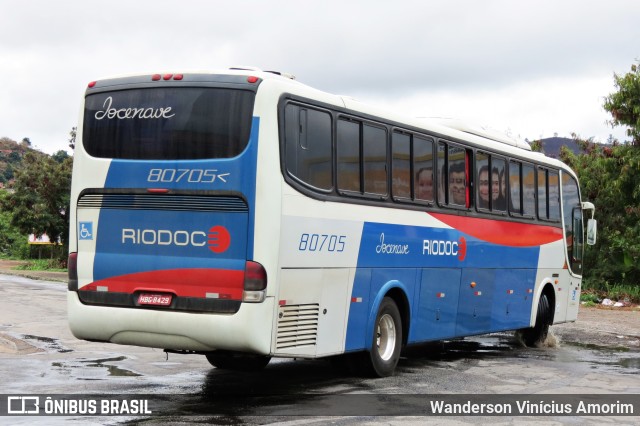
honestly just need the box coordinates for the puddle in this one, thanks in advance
[21,334,73,353]
[617,358,640,369]
[81,356,142,377]
[51,355,142,379]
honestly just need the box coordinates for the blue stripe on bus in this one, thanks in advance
[94,117,260,281]
[345,220,539,351]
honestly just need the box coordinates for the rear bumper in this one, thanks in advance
[67,291,274,354]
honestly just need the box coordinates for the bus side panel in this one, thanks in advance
[491,269,535,330]
[274,268,352,357]
[344,268,372,352]
[412,268,461,342]
[456,269,496,336]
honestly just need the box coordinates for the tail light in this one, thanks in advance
[68,252,78,290]
[243,261,267,303]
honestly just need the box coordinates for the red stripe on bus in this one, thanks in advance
[430,213,563,247]
[81,268,244,300]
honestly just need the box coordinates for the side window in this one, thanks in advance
[476,152,490,210]
[438,141,468,208]
[522,163,536,217]
[536,167,561,222]
[284,104,332,191]
[437,142,447,205]
[562,173,582,274]
[509,161,521,215]
[549,170,560,221]
[537,168,548,219]
[392,132,411,199]
[363,124,388,196]
[414,136,434,202]
[448,145,467,206]
[477,153,507,213]
[492,157,506,212]
[337,118,388,197]
[337,118,360,192]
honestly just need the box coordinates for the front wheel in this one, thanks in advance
[362,297,403,377]
[519,293,552,347]
[205,351,271,371]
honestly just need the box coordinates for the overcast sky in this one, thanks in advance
[1,0,639,154]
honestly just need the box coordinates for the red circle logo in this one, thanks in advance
[208,226,231,253]
[458,237,467,261]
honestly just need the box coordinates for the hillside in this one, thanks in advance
[0,137,34,185]
[537,136,584,159]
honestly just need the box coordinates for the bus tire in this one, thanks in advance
[362,297,402,377]
[205,351,271,371]
[521,293,551,347]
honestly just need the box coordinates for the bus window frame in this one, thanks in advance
[438,140,470,210]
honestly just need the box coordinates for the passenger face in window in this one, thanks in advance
[491,169,500,204]
[416,167,433,201]
[478,166,489,208]
[449,162,466,205]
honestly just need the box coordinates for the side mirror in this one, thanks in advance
[586,219,597,246]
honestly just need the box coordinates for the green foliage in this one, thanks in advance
[561,138,640,288]
[0,191,28,258]
[603,61,640,146]
[14,258,66,271]
[529,139,543,152]
[558,61,640,293]
[582,279,640,303]
[0,152,73,250]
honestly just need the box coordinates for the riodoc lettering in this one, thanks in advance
[95,96,175,120]
[122,229,206,247]
[423,236,467,261]
[423,239,458,256]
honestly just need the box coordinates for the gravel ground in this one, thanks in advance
[552,305,640,350]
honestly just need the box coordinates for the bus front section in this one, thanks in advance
[67,73,273,357]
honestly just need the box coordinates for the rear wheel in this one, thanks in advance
[205,351,271,371]
[520,293,552,347]
[361,297,402,377]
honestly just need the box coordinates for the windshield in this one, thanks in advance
[83,87,255,160]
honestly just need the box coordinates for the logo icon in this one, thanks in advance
[7,396,40,414]
[79,222,93,240]
[208,226,231,253]
[457,237,467,261]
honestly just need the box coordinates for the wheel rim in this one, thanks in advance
[376,313,397,361]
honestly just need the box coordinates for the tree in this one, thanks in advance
[1,152,73,249]
[0,191,27,258]
[603,61,640,146]
[561,138,640,287]
[51,150,70,164]
[561,61,640,289]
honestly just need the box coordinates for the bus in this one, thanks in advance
[68,68,596,377]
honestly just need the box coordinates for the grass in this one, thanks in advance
[13,259,67,272]
[581,281,640,304]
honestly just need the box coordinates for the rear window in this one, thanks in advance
[83,88,255,159]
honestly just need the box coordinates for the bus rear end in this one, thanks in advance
[68,72,273,356]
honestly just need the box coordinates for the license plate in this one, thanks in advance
[137,293,172,306]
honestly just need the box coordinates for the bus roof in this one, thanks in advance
[86,67,573,174]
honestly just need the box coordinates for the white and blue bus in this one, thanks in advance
[68,68,596,377]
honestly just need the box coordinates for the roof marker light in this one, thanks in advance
[88,81,97,88]
[163,74,173,81]
[151,74,162,81]
[247,76,259,83]
[173,74,183,80]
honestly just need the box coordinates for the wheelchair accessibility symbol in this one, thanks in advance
[79,222,93,240]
